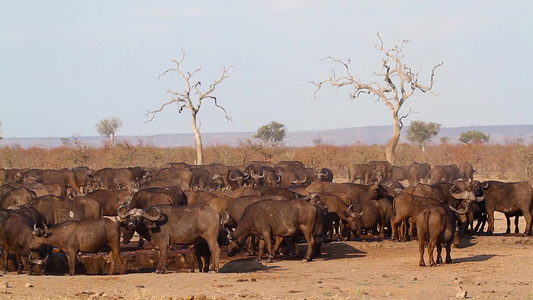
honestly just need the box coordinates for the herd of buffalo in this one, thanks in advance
[0,160,531,275]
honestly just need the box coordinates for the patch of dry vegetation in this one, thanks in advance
[0,141,531,183]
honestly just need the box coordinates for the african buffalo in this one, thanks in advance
[29,218,122,275]
[348,163,374,184]
[480,181,533,235]
[3,214,51,275]
[408,162,431,186]
[226,199,323,262]
[306,181,387,205]
[86,189,132,216]
[118,204,222,273]
[415,204,457,266]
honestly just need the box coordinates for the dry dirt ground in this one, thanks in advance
[0,213,532,300]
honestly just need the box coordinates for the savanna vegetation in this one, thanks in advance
[1,140,531,184]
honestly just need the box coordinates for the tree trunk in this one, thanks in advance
[386,110,401,164]
[191,113,203,165]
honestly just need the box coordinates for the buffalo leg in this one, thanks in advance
[206,238,220,272]
[301,230,315,262]
[390,217,401,242]
[522,210,532,236]
[261,231,273,263]
[505,215,512,234]
[435,244,443,264]
[444,242,453,264]
[270,236,285,256]
[14,250,22,274]
[66,252,76,275]
[486,208,495,235]
[156,244,168,274]
[2,242,9,274]
[416,223,426,266]
[427,240,437,266]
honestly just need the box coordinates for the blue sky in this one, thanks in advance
[1,1,532,138]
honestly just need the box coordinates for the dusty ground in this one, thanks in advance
[0,212,532,300]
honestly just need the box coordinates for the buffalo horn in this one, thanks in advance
[229,172,239,182]
[117,204,130,219]
[142,206,162,221]
[449,185,471,200]
[358,208,365,216]
[28,252,43,265]
[448,205,468,215]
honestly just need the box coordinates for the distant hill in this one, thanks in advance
[1,125,532,148]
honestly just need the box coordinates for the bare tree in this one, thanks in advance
[146,50,233,165]
[96,117,123,146]
[312,33,443,163]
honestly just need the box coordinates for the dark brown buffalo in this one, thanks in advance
[148,168,193,190]
[383,180,405,196]
[118,204,222,273]
[130,187,187,209]
[227,167,248,190]
[317,168,334,182]
[197,163,230,187]
[3,214,51,275]
[306,181,387,205]
[93,168,135,191]
[408,162,431,186]
[86,189,132,216]
[415,204,457,266]
[391,166,409,182]
[0,207,48,272]
[458,162,475,182]
[263,170,281,187]
[120,187,187,245]
[349,198,393,238]
[226,199,322,262]
[391,193,469,242]
[348,163,374,184]
[429,165,460,183]
[368,161,392,182]
[24,195,102,226]
[127,166,146,185]
[403,181,483,237]
[191,168,224,190]
[2,169,27,184]
[275,161,305,172]
[0,187,37,209]
[480,180,533,235]
[311,193,363,240]
[222,196,283,228]
[29,218,122,275]
[23,169,86,195]
[4,182,65,198]
[280,169,307,188]
[404,182,482,208]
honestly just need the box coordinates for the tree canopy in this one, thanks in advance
[406,120,441,152]
[254,121,286,147]
[459,130,490,144]
[95,117,123,146]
